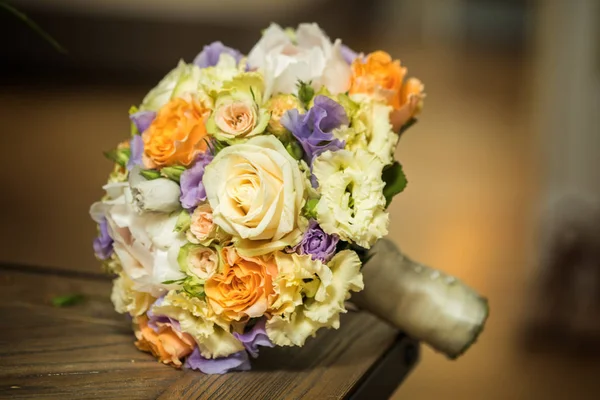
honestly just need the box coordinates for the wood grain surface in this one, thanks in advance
[0,265,415,399]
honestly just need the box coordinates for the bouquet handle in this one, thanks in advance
[353,239,489,359]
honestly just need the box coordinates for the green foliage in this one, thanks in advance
[382,162,407,208]
[52,294,84,307]
[140,169,161,180]
[103,148,130,168]
[303,198,319,219]
[174,210,191,233]
[1,2,67,54]
[161,166,185,183]
[296,80,315,106]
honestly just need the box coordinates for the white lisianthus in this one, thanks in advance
[128,167,181,213]
[140,56,240,112]
[312,149,389,248]
[266,250,364,347]
[248,23,351,99]
[334,95,399,165]
[152,291,244,358]
[203,135,305,256]
[111,273,155,317]
[91,184,187,297]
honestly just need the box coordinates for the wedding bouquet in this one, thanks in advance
[90,23,487,374]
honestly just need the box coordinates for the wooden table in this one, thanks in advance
[0,264,418,399]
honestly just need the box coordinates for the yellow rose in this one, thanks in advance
[143,96,210,169]
[205,247,277,321]
[203,135,305,256]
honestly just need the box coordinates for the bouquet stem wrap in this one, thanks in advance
[354,239,489,359]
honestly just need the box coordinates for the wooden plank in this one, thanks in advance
[0,267,407,399]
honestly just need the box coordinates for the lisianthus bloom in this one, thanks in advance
[152,291,244,358]
[92,183,186,296]
[111,273,155,317]
[193,41,243,69]
[134,315,195,367]
[143,96,210,169]
[186,318,273,374]
[281,95,347,164]
[93,218,113,260]
[248,23,351,98]
[179,153,213,210]
[336,95,399,165]
[203,135,305,256]
[205,247,277,321]
[292,220,338,263]
[266,250,363,346]
[349,51,424,129]
[206,73,270,142]
[312,149,389,248]
[129,167,181,213]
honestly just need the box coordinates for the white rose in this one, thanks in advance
[203,135,305,255]
[248,23,351,99]
[128,167,181,213]
[97,186,186,297]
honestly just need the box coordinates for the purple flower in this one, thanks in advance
[341,44,359,64]
[281,95,347,164]
[127,134,144,171]
[93,218,113,260]
[233,319,274,358]
[193,41,243,68]
[185,349,251,374]
[185,318,273,374]
[179,153,214,210]
[130,110,156,134]
[293,220,339,263]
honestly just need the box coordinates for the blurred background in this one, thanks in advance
[1,0,599,398]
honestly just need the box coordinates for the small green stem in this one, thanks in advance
[0,1,67,54]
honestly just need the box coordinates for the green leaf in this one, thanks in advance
[161,166,185,183]
[129,105,140,136]
[1,2,67,54]
[103,148,130,168]
[285,140,304,160]
[174,210,191,233]
[296,80,315,106]
[161,278,186,285]
[398,118,417,135]
[140,169,161,180]
[382,162,407,208]
[303,198,319,219]
[52,294,84,307]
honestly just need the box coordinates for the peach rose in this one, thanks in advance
[134,316,195,367]
[143,96,209,169]
[349,51,424,129]
[205,247,277,321]
[189,204,215,243]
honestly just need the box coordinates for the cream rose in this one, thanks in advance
[203,135,305,255]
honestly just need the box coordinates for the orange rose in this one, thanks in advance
[142,96,209,169]
[134,316,195,367]
[205,247,277,322]
[349,51,424,130]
